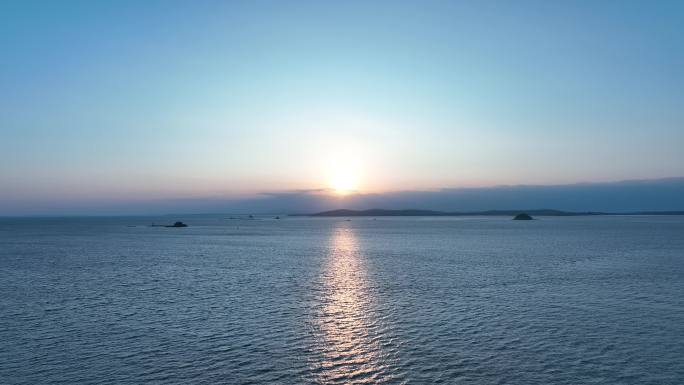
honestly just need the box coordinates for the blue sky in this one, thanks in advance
[1,1,683,214]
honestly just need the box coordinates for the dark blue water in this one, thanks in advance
[1,216,683,384]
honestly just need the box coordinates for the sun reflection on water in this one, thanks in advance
[308,223,391,384]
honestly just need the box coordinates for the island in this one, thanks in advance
[513,213,533,220]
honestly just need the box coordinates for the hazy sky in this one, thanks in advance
[1,0,683,211]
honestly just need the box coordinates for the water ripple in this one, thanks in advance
[1,216,684,384]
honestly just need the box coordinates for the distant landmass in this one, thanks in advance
[4,177,681,216]
[298,209,684,217]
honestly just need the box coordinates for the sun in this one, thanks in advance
[324,143,364,195]
[328,167,360,195]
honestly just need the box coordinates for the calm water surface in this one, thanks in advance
[1,216,683,384]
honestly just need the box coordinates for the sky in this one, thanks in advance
[1,0,683,214]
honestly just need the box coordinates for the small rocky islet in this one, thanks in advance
[513,213,534,220]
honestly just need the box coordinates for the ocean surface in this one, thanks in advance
[1,215,683,384]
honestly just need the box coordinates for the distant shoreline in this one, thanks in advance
[294,209,684,217]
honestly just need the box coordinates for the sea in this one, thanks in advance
[1,215,683,384]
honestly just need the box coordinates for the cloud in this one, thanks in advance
[244,177,684,214]
[2,177,683,216]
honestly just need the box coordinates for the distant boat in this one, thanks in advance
[274,216,280,219]
[165,221,188,227]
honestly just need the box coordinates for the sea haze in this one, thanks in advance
[1,216,683,384]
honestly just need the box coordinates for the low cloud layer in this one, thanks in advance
[243,177,684,214]
[4,177,683,216]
